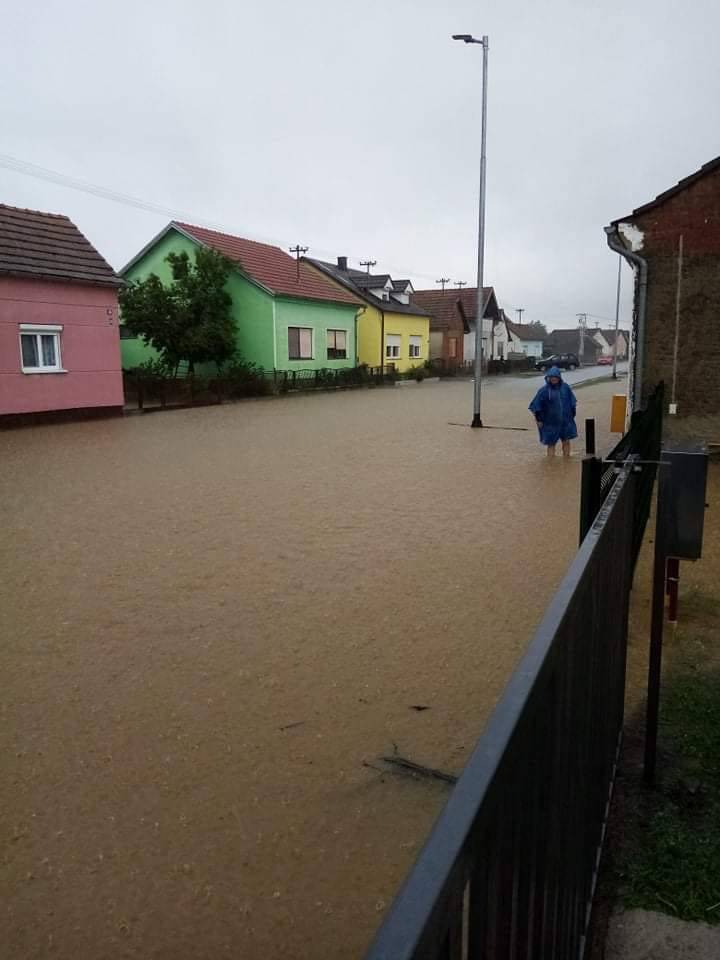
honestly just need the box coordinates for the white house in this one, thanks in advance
[593,328,629,359]
[506,320,545,358]
[465,314,513,361]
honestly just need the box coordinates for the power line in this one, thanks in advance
[0,152,469,287]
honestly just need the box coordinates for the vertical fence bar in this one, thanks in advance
[667,558,680,623]
[579,457,602,545]
[644,458,669,786]
[585,418,596,456]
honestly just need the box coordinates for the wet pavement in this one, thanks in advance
[1,377,622,960]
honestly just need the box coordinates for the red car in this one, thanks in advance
[597,355,613,366]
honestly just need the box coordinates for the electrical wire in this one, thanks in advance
[0,153,448,285]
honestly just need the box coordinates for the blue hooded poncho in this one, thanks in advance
[528,366,578,446]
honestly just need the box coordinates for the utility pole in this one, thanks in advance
[454,280,467,290]
[360,259,377,274]
[436,278,451,291]
[515,307,524,326]
[576,313,587,364]
[289,245,308,281]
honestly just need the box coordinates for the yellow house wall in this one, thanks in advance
[357,304,430,373]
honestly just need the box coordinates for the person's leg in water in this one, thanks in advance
[547,443,557,458]
[561,440,571,458]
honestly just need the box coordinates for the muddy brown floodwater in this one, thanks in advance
[1,377,618,959]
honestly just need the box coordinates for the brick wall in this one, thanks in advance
[629,165,720,437]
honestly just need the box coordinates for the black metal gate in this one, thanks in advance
[365,464,638,960]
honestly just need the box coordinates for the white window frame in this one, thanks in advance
[19,323,65,374]
[409,335,422,359]
[385,334,401,359]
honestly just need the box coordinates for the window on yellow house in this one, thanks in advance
[385,334,401,359]
[409,335,422,359]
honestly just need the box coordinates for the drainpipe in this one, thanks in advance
[380,307,385,376]
[605,224,647,410]
[355,306,366,366]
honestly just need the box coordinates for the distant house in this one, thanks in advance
[607,156,720,431]
[303,257,429,373]
[592,328,628,359]
[0,204,124,424]
[121,223,361,372]
[411,287,503,363]
[545,329,602,364]
[506,319,545,359]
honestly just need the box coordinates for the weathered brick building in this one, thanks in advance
[606,156,720,438]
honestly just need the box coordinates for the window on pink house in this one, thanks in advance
[19,325,64,373]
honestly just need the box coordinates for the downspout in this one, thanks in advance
[355,306,366,366]
[380,308,385,375]
[605,224,647,410]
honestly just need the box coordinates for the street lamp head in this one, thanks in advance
[452,34,475,42]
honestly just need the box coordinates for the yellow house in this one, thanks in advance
[304,256,430,373]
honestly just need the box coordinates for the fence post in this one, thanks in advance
[585,418,596,456]
[579,456,602,545]
[644,456,669,785]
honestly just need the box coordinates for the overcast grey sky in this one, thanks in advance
[2,0,718,329]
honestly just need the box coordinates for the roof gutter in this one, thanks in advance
[604,223,647,408]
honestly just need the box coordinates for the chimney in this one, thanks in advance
[337,256,348,271]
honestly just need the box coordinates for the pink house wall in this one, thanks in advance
[0,277,123,416]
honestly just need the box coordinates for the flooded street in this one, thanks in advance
[2,377,619,960]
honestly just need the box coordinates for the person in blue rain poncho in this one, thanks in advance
[528,366,578,457]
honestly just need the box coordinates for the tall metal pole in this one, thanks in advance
[471,36,489,427]
[612,255,621,380]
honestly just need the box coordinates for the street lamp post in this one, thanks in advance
[453,33,489,428]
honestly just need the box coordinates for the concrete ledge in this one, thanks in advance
[606,909,720,959]
[0,405,124,429]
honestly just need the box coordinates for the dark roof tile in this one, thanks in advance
[304,258,429,316]
[0,204,121,286]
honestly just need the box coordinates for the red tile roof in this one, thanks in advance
[173,222,360,306]
[411,287,495,331]
[0,203,121,286]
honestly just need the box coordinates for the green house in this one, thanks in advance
[120,221,362,372]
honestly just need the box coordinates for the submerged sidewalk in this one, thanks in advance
[607,909,720,959]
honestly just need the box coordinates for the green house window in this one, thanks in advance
[288,327,313,361]
[327,329,347,360]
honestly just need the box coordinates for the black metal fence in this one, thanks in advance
[580,382,664,561]
[365,464,638,960]
[122,365,398,410]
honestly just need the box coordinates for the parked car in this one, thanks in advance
[535,353,580,372]
[597,355,613,366]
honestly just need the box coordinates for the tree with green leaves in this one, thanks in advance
[120,247,236,374]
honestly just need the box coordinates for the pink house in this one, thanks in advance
[0,204,124,424]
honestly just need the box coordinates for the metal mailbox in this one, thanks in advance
[661,441,709,560]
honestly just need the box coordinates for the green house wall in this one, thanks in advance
[120,227,357,372]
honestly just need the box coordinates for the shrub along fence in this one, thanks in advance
[122,364,401,411]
